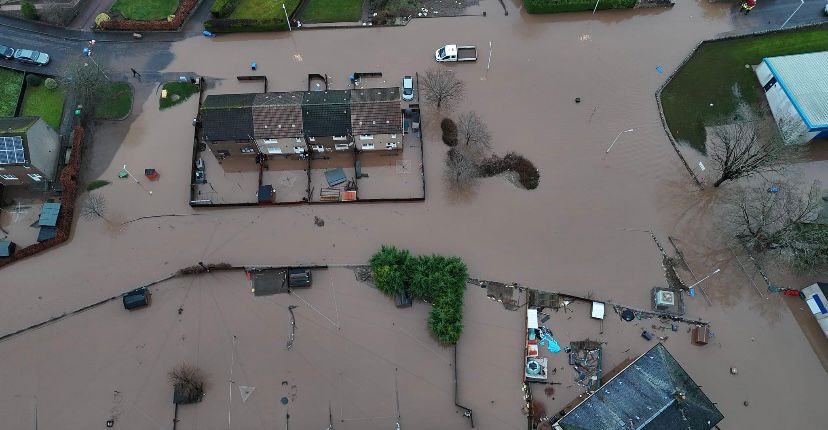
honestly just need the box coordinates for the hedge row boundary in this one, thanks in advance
[0,126,85,270]
[524,0,635,13]
[98,0,199,31]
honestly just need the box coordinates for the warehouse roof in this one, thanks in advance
[764,52,828,129]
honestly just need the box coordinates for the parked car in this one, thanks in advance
[287,268,312,288]
[14,49,49,66]
[824,1,828,15]
[0,45,14,60]
[194,158,206,184]
[402,76,415,101]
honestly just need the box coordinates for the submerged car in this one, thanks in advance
[14,49,49,66]
[402,76,415,101]
[0,45,14,60]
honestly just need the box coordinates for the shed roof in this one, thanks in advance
[0,240,14,257]
[764,52,828,129]
[557,343,723,430]
[38,202,61,227]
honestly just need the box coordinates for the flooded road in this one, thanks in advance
[1,1,826,428]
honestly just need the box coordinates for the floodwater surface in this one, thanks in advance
[1,1,826,429]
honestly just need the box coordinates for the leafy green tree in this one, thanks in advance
[369,245,411,294]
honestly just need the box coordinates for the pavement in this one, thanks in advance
[728,0,828,33]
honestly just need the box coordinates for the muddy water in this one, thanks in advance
[1,1,827,428]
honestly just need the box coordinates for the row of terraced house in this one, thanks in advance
[199,87,404,168]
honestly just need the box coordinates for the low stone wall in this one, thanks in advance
[0,126,84,270]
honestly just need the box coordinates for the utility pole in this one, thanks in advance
[282,3,291,31]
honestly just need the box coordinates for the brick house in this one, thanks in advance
[200,88,402,167]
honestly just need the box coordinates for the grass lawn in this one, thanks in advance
[0,68,24,117]
[230,0,299,19]
[111,0,180,21]
[300,0,362,23]
[95,82,133,120]
[661,25,828,152]
[21,85,65,129]
[160,81,199,110]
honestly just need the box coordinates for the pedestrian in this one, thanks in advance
[131,68,142,81]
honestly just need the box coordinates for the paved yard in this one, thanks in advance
[356,134,424,200]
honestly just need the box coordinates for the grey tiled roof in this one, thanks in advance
[253,93,304,139]
[302,91,351,137]
[201,94,256,141]
[351,87,400,103]
[351,101,401,135]
[558,343,723,430]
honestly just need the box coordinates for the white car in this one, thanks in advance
[402,76,414,101]
[14,49,49,66]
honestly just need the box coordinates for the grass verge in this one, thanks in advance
[160,81,200,110]
[21,84,65,129]
[87,179,111,191]
[0,68,24,117]
[661,25,828,152]
[95,82,133,120]
[300,0,362,23]
[229,0,298,19]
[111,0,180,21]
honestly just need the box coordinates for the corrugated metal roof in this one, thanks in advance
[558,343,723,430]
[765,52,828,128]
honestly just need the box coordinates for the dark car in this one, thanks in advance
[287,268,312,288]
[14,49,50,66]
[0,45,14,60]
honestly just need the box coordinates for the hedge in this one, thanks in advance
[441,118,458,147]
[204,18,289,33]
[369,246,468,344]
[0,127,85,270]
[210,0,240,18]
[524,0,635,14]
[99,0,197,30]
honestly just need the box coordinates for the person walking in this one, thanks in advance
[131,68,142,80]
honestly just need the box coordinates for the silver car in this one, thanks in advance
[402,76,414,101]
[14,49,49,66]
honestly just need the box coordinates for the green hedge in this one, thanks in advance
[524,0,635,13]
[204,18,288,32]
[210,0,239,18]
[369,246,468,344]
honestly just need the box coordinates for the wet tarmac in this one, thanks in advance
[1,1,827,428]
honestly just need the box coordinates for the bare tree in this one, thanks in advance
[445,147,479,191]
[720,180,822,255]
[420,68,465,111]
[81,192,108,222]
[59,57,113,114]
[708,116,803,187]
[456,111,492,158]
[169,363,206,404]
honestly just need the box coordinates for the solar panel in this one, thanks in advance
[0,136,26,165]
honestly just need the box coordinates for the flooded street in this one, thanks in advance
[1,1,826,428]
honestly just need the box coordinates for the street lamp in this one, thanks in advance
[282,3,291,32]
[605,128,634,153]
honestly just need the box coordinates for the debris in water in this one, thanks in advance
[314,216,324,227]
[730,367,738,375]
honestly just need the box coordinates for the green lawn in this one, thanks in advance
[111,0,180,21]
[160,81,200,109]
[230,0,299,19]
[300,0,362,23]
[661,25,828,152]
[0,68,24,117]
[95,82,133,120]
[21,84,65,129]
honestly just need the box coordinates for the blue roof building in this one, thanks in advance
[554,343,723,430]
[755,51,828,145]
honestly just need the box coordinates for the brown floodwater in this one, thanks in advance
[1,1,827,428]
